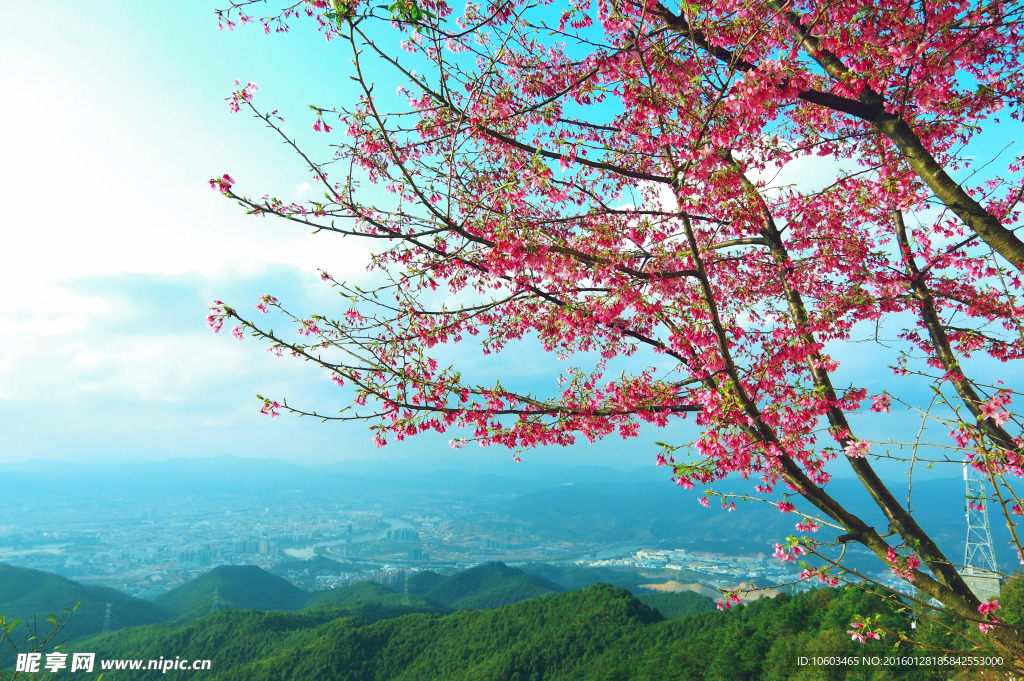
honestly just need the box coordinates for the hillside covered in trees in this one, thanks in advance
[5,560,1018,679]
[65,583,975,681]
[0,562,605,635]
[0,564,167,641]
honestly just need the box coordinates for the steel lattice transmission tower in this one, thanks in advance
[402,574,410,607]
[210,587,222,615]
[961,463,1001,601]
[101,603,112,635]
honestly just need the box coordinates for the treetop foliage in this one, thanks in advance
[209,0,1024,662]
[63,581,979,680]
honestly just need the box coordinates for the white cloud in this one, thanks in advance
[0,79,378,405]
[0,78,374,288]
[0,323,279,405]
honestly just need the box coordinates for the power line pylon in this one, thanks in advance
[962,463,1001,601]
[210,587,222,614]
[101,603,111,635]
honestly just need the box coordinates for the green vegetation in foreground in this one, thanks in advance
[64,583,975,681]
[8,561,1018,680]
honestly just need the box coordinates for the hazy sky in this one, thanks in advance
[1,2,1018,479]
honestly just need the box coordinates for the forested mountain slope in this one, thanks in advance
[1,561,564,635]
[406,562,563,609]
[154,565,309,625]
[68,584,940,681]
[0,563,167,639]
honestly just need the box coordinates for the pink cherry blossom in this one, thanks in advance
[773,544,794,563]
[207,0,1024,637]
[847,622,882,643]
[886,547,922,581]
[717,592,742,610]
[255,294,278,314]
[844,441,871,458]
[869,394,891,413]
[209,174,235,195]
[981,398,1011,426]
[226,80,257,113]
[978,620,1000,634]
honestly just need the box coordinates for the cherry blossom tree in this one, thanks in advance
[209,0,1024,663]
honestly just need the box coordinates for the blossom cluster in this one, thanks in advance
[885,547,922,582]
[226,80,258,113]
[206,0,1024,631]
[716,592,742,611]
[847,622,882,644]
[978,600,1001,634]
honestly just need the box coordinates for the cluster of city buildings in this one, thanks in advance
[2,492,829,601]
[581,548,813,592]
[0,492,565,598]
[0,498,402,597]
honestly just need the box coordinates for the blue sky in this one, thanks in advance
[0,1,1016,479]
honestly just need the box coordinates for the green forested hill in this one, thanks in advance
[153,566,309,625]
[635,591,716,619]
[1,561,559,638]
[517,562,719,616]
[306,581,449,620]
[11,561,1009,681]
[70,607,350,672]
[406,562,563,609]
[66,584,937,681]
[308,582,411,608]
[404,570,446,594]
[0,563,167,640]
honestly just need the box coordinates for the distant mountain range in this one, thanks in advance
[501,476,1019,565]
[0,457,674,501]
